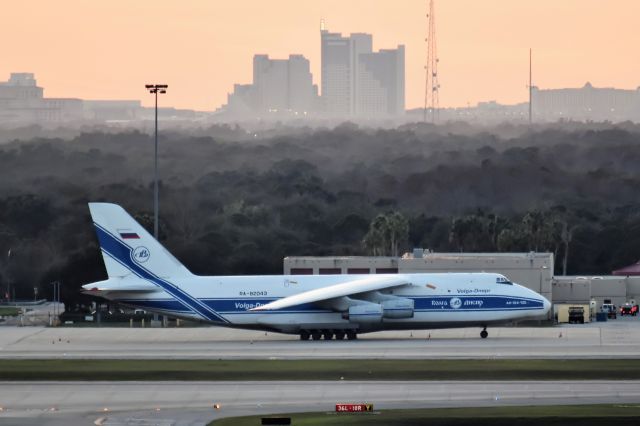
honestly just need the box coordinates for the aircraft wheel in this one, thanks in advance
[335,331,346,340]
[480,329,488,339]
[346,331,357,340]
[300,331,310,341]
[311,331,322,341]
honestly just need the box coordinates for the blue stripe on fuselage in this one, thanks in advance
[118,295,544,315]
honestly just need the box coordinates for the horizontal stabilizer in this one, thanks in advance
[82,279,160,294]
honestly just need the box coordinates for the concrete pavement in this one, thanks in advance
[1,380,640,426]
[1,321,640,359]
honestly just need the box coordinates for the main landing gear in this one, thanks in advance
[480,327,488,339]
[299,330,357,341]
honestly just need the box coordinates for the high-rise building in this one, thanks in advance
[253,54,289,111]
[358,46,405,116]
[320,29,405,117]
[287,54,318,113]
[225,54,318,117]
[320,30,355,116]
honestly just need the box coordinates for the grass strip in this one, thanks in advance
[1,359,640,381]
[210,404,640,426]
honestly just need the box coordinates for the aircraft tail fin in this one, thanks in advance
[88,203,193,279]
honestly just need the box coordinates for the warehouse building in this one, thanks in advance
[284,252,640,312]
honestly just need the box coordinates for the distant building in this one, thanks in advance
[0,73,148,125]
[83,100,141,121]
[358,47,405,116]
[320,31,371,116]
[286,55,319,113]
[0,73,43,99]
[406,84,640,124]
[320,29,405,117]
[532,82,640,122]
[224,54,319,117]
[41,98,84,122]
[253,54,289,111]
[0,73,45,123]
[225,84,256,115]
[0,73,83,124]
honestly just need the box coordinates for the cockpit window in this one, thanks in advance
[496,276,513,285]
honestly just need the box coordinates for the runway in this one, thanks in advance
[1,321,640,359]
[1,380,640,426]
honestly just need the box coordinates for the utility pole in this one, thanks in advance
[423,0,440,123]
[145,84,168,239]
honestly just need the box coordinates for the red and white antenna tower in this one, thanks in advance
[423,0,440,123]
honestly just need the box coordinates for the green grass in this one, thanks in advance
[1,359,640,381]
[0,307,20,316]
[210,404,640,426]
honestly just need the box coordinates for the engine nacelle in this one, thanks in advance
[347,303,383,323]
[381,298,414,319]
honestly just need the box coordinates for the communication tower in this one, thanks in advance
[423,0,440,123]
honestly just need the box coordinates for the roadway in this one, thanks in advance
[1,380,640,426]
[1,320,640,359]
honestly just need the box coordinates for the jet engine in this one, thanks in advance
[347,303,383,323]
[381,298,414,319]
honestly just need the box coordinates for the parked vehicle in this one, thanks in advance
[568,306,585,324]
[601,303,617,319]
[620,303,639,316]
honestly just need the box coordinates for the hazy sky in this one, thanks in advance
[2,0,639,110]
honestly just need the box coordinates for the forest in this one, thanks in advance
[1,120,640,308]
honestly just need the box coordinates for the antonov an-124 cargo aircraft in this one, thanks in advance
[83,203,551,340]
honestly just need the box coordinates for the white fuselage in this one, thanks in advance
[103,272,550,334]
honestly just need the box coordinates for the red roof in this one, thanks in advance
[612,261,640,276]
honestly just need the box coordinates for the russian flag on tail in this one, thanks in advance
[119,231,139,239]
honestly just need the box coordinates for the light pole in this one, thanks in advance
[7,249,11,302]
[145,84,168,240]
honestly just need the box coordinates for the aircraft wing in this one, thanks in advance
[250,275,410,311]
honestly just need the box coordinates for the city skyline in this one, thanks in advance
[2,0,639,111]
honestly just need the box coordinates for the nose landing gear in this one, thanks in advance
[480,327,488,339]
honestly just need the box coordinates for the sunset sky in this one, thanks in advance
[2,0,639,111]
